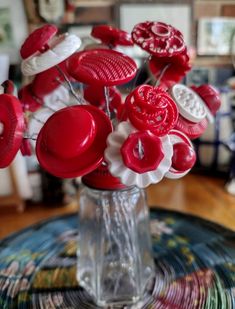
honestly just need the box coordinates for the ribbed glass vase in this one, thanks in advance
[77,183,154,307]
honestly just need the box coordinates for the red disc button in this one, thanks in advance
[121,131,164,173]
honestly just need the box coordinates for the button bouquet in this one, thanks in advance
[0,21,221,188]
[0,21,222,307]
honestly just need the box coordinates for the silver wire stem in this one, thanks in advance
[104,86,111,119]
[138,139,144,160]
[55,65,85,104]
[155,63,171,86]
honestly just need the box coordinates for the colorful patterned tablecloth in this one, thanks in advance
[0,208,234,308]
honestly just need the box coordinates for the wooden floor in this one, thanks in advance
[0,173,235,239]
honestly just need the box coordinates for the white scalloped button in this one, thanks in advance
[165,129,193,179]
[170,84,207,123]
[104,121,173,188]
[21,34,81,76]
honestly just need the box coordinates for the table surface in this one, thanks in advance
[0,208,234,308]
[0,174,235,239]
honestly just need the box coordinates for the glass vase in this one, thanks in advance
[77,184,154,307]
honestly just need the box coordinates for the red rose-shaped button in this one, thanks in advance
[0,94,24,168]
[91,25,133,47]
[126,85,178,136]
[121,131,164,173]
[20,24,58,59]
[67,49,137,86]
[132,21,185,57]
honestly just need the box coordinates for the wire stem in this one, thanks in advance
[155,63,171,86]
[104,86,111,119]
[138,139,144,160]
[55,65,85,104]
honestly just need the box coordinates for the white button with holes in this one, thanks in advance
[170,84,207,123]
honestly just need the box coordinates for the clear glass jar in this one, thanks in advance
[77,185,154,307]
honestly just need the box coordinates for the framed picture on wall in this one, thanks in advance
[197,17,235,56]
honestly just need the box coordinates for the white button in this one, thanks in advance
[170,84,207,123]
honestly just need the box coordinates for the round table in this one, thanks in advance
[0,208,234,308]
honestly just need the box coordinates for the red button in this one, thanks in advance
[36,105,113,178]
[1,80,15,95]
[84,85,122,113]
[174,114,208,140]
[191,84,221,116]
[0,94,24,168]
[132,21,185,57]
[91,25,133,47]
[20,138,32,156]
[149,50,191,88]
[32,60,72,98]
[45,108,96,159]
[18,84,43,112]
[67,49,137,86]
[121,131,164,173]
[20,24,58,59]
[172,142,196,171]
[126,85,178,136]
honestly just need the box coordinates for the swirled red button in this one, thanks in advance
[126,85,178,136]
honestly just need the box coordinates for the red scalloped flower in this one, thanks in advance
[149,49,191,88]
[132,21,186,57]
